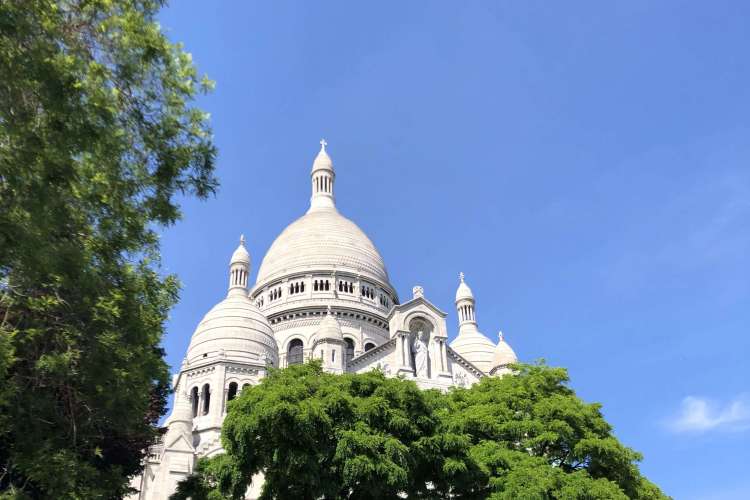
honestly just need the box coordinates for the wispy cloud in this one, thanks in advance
[667,395,750,433]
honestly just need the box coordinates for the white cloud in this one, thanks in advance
[668,395,750,433]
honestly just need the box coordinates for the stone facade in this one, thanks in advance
[127,141,519,499]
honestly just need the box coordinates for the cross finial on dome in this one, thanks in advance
[320,138,327,151]
[498,330,504,342]
[459,272,465,283]
[240,234,246,246]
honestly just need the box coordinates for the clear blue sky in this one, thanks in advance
[157,2,749,498]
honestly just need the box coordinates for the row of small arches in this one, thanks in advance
[313,279,330,291]
[270,287,282,301]
[459,304,475,322]
[190,381,251,418]
[338,280,354,293]
[289,281,306,295]
[230,268,247,287]
[314,174,332,194]
[286,338,376,367]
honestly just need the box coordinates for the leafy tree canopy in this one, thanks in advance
[174,362,668,500]
[0,0,216,497]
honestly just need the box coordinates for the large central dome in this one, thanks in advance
[255,141,391,288]
[256,207,389,284]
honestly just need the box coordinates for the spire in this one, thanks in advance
[309,139,336,212]
[228,234,250,295]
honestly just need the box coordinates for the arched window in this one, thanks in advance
[288,339,304,366]
[227,382,238,403]
[201,384,210,415]
[344,338,355,364]
[191,387,199,417]
[301,282,305,293]
[314,280,319,291]
[242,383,250,391]
[324,280,330,291]
[364,342,376,352]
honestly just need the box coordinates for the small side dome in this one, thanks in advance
[450,329,496,373]
[313,306,344,343]
[230,234,250,265]
[186,294,278,366]
[455,272,474,302]
[492,331,518,368]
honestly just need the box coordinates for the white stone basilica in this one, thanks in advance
[128,141,519,499]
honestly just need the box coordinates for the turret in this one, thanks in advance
[449,272,496,374]
[309,139,336,212]
[455,272,476,333]
[312,306,346,374]
[228,234,250,296]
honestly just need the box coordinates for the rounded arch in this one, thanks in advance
[364,342,376,352]
[343,337,355,364]
[287,338,304,366]
[283,335,306,353]
[405,313,436,336]
[190,386,199,418]
[227,381,238,403]
[201,383,211,415]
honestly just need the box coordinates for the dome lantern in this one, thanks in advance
[228,234,250,296]
[455,272,476,328]
[309,139,336,212]
[450,272,495,373]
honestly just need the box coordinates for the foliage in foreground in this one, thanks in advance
[0,0,216,497]
[173,362,668,500]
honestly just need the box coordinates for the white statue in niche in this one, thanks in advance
[413,330,430,378]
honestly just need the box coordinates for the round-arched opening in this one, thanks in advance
[227,382,238,403]
[201,384,210,415]
[288,339,304,365]
[344,338,355,364]
[190,387,199,418]
[364,342,376,352]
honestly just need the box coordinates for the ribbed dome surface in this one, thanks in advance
[256,207,390,285]
[186,294,278,366]
[450,329,496,374]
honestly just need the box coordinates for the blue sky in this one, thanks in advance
[157,2,749,498]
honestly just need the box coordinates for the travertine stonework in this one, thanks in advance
[127,141,519,499]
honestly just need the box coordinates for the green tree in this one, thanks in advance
[219,362,454,500]
[176,363,668,500]
[0,0,216,497]
[442,364,667,499]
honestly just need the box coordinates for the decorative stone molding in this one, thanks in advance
[185,366,216,378]
[226,365,259,376]
[347,337,397,368]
